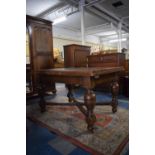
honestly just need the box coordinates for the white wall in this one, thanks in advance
[53,26,100,43]
[53,37,101,57]
[53,25,129,59]
[53,26,101,57]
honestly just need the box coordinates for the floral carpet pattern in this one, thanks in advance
[27,102,128,155]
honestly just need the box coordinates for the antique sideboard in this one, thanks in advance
[87,53,129,96]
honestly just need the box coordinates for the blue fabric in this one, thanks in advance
[27,119,61,155]
[69,148,91,155]
[26,119,92,155]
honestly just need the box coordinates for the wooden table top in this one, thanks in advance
[38,67,124,77]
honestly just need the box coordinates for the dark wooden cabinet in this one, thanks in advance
[88,53,125,68]
[26,15,55,96]
[124,59,129,76]
[64,44,91,67]
[87,53,128,96]
[88,53,128,77]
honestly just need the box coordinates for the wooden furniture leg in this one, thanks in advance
[84,89,96,132]
[38,84,46,112]
[67,85,75,102]
[111,81,119,113]
[52,88,57,94]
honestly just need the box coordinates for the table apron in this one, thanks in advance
[40,72,118,89]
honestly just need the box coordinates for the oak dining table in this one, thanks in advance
[38,67,124,132]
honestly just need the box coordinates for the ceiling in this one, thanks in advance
[26,0,129,43]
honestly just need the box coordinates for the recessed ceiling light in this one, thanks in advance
[109,38,127,43]
[53,16,67,25]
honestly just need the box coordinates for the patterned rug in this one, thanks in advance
[27,102,128,155]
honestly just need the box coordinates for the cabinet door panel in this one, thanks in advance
[34,26,52,53]
[74,50,90,67]
[64,44,90,68]
[26,15,55,95]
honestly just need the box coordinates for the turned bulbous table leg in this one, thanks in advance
[84,89,96,132]
[111,81,119,113]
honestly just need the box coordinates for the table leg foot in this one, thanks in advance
[67,85,75,102]
[38,85,46,113]
[112,104,117,113]
[39,100,46,112]
[86,113,96,133]
[111,81,119,113]
[52,89,57,94]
